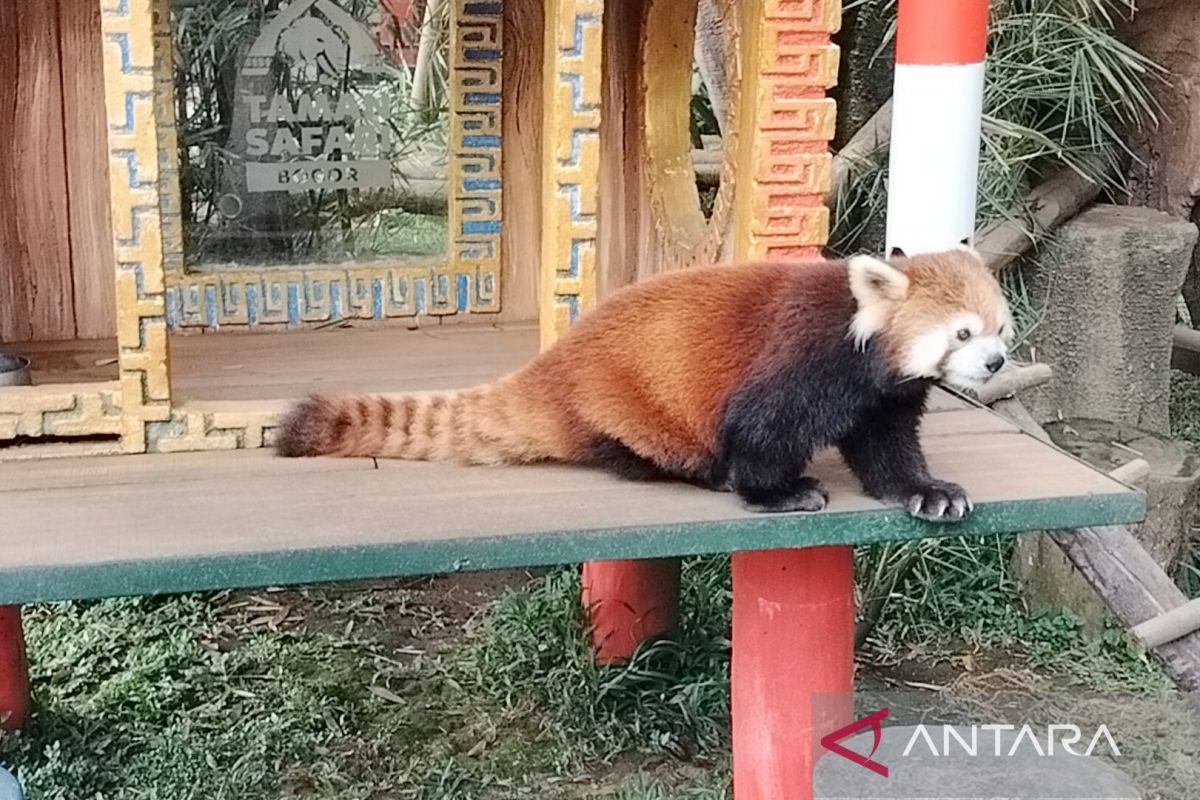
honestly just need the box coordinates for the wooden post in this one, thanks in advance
[581,559,681,662]
[727,0,843,795]
[732,548,855,799]
[0,606,30,731]
[100,0,174,453]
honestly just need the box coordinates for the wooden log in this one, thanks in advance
[827,98,893,206]
[1171,324,1200,375]
[990,398,1200,696]
[1048,523,1200,695]
[814,96,1100,268]
[975,157,1107,273]
[1109,458,1152,488]
[1130,597,1200,650]
[974,363,1053,405]
[1046,418,1200,573]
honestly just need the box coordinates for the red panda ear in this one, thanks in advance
[848,255,909,306]
[952,242,985,264]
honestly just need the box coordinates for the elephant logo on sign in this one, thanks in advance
[242,0,388,81]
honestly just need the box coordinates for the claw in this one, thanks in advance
[904,481,973,523]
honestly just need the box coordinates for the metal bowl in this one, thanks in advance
[0,766,23,800]
[0,354,31,387]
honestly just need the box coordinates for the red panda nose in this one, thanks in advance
[986,354,1005,374]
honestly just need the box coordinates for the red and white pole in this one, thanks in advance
[886,0,989,255]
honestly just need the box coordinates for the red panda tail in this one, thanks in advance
[274,377,579,464]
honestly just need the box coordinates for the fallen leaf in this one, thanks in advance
[369,685,405,705]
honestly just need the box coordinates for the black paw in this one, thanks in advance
[905,480,972,523]
[740,478,829,514]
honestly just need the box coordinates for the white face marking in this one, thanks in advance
[901,312,1009,390]
[944,335,1009,390]
[998,301,1015,346]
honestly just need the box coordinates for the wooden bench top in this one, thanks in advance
[0,395,1143,605]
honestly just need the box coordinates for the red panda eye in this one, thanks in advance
[956,328,971,341]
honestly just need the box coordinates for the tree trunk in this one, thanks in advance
[1121,0,1200,321]
[693,0,726,133]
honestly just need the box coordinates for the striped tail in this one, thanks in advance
[274,379,576,464]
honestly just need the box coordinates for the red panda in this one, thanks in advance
[276,247,1013,521]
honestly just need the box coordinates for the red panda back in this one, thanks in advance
[524,260,852,472]
[276,258,853,472]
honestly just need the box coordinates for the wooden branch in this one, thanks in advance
[827,98,893,206]
[975,157,1108,273]
[1171,324,1200,375]
[975,363,1053,405]
[989,396,1200,696]
[1131,597,1200,649]
[1109,458,1151,488]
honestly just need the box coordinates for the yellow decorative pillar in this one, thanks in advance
[730,0,839,261]
[100,0,173,453]
[539,0,602,349]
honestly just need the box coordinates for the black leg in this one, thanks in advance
[715,367,869,515]
[734,473,829,514]
[718,408,830,515]
[837,393,972,523]
[586,437,727,491]
[587,437,674,482]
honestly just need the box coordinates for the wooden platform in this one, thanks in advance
[13,324,539,402]
[0,402,1144,605]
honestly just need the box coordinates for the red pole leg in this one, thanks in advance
[732,546,855,800]
[0,606,30,731]
[582,558,681,663]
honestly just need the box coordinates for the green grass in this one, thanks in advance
[1,589,559,800]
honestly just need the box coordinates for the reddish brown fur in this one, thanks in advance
[275,251,997,471]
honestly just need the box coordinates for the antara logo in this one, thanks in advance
[818,707,1123,778]
[819,708,890,778]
